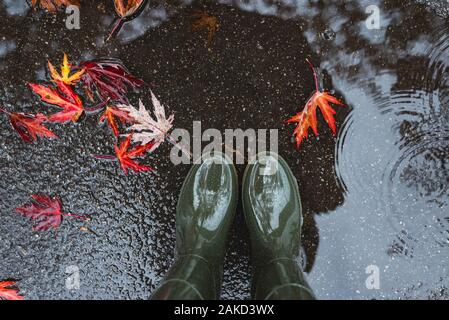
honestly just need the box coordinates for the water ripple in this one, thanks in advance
[381,90,449,252]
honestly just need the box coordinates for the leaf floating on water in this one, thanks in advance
[29,81,84,123]
[31,0,80,12]
[117,90,174,152]
[0,107,57,143]
[191,11,219,49]
[48,53,85,86]
[16,194,89,231]
[0,281,24,300]
[79,59,146,104]
[286,59,345,149]
[108,0,147,40]
[114,0,146,19]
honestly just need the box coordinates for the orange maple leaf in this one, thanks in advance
[29,81,84,123]
[107,0,146,40]
[287,59,345,149]
[31,0,80,12]
[99,106,134,137]
[113,0,146,19]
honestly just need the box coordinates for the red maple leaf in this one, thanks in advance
[115,134,154,175]
[0,281,24,300]
[93,134,154,175]
[29,81,84,123]
[79,59,146,104]
[16,194,88,231]
[0,107,57,143]
[99,106,134,137]
[287,59,345,149]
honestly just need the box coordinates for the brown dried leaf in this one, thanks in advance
[191,11,219,48]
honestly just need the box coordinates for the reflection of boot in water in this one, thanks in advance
[242,152,316,300]
[151,153,238,300]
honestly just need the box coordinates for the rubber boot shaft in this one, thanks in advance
[242,152,316,300]
[152,153,238,300]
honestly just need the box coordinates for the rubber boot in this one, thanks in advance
[242,152,316,300]
[151,152,238,300]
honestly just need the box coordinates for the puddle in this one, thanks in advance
[0,0,448,299]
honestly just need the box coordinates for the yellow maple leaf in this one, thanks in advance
[48,53,85,85]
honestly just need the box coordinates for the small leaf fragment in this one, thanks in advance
[0,281,24,300]
[31,0,80,12]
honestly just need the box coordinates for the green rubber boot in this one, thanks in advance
[242,152,316,300]
[151,152,238,300]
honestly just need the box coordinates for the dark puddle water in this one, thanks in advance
[0,0,447,299]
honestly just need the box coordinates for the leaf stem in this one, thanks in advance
[85,99,109,113]
[64,212,89,220]
[306,58,320,92]
[106,18,124,42]
[91,154,117,160]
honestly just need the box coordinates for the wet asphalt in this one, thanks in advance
[0,0,448,299]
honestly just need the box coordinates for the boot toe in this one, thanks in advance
[176,152,238,258]
[242,152,302,259]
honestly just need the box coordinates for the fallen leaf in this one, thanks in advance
[114,134,154,175]
[287,59,345,148]
[31,0,79,12]
[80,59,146,104]
[108,0,146,40]
[117,90,174,152]
[29,81,84,123]
[16,194,88,231]
[79,226,98,236]
[113,0,146,19]
[92,134,154,175]
[48,53,85,85]
[99,106,134,137]
[0,107,57,143]
[0,281,24,300]
[191,11,219,48]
